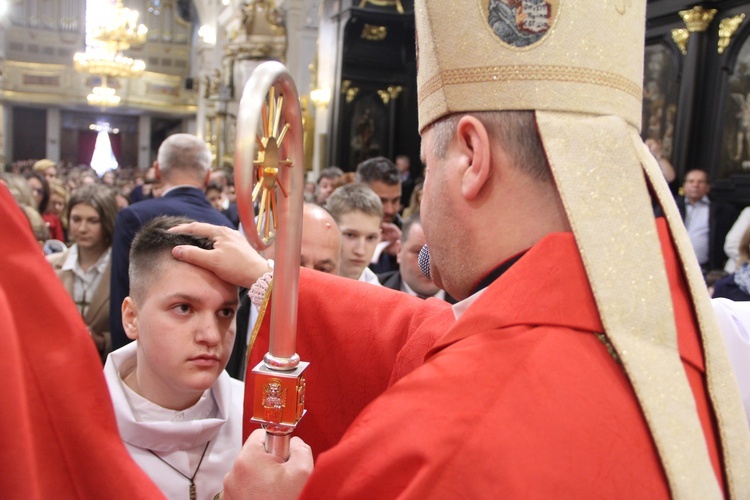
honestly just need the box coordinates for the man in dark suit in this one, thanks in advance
[675,169,738,272]
[378,213,455,303]
[109,134,235,349]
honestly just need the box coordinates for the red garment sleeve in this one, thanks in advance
[0,186,163,498]
[244,268,454,457]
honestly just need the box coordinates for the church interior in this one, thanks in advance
[4,0,750,204]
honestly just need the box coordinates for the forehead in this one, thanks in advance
[368,180,401,199]
[687,171,708,182]
[338,211,381,233]
[302,221,341,255]
[139,258,238,304]
[70,203,98,217]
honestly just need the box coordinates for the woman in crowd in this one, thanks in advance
[25,171,65,241]
[46,184,118,361]
[47,178,69,239]
[714,226,750,301]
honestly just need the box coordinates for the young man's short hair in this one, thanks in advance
[326,183,384,223]
[128,215,215,302]
[318,166,344,184]
[355,157,401,186]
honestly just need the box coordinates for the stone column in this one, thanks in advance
[46,107,61,161]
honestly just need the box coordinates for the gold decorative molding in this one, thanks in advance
[359,0,404,14]
[679,6,717,33]
[361,24,388,41]
[345,87,360,103]
[672,28,690,55]
[341,80,360,104]
[718,14,746,54]
[377,85,402,104]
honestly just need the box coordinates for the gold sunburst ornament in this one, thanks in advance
[253,86,293,244]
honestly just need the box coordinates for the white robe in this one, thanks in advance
[712,298,750,428]
[104,342,244,500]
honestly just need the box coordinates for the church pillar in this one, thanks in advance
[138,114,151,168]
[46,107,61,162]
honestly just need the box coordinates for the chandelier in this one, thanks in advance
[93,0,148,51]
[87,79,121,108]
[74,49,146,79]
[74,0,148,106]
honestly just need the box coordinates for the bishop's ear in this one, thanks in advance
[121,296,140,341]
[456,116,492,201]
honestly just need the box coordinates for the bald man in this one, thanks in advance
[225,203,341,379]
[298,203,342,275]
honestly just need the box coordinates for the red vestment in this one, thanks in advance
[246,219,723,498]
[0,186,163,498]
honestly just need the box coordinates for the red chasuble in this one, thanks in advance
[0,186,163,499]
[246,218,723,498]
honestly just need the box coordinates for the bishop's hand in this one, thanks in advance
[223,429,313,500]
[169,222,271,288]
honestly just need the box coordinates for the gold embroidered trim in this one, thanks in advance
[420,65,642,103]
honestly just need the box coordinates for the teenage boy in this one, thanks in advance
[103,216,242,500]
[326,183,383,285]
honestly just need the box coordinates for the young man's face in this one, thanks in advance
[367,180,402,223]
[338,210,381,280]
[206,188,224,211]
[316,177,336,204]
[122,258,239,410]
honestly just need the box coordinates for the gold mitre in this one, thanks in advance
[415,0,643,132]
[415,0,750,497]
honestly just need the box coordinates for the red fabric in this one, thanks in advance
[244,273,454,457]
[247,219,724,498]
[77,130,97,166]
[41,213,65,241]
[0,186,163,498]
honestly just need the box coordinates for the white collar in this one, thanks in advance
[358,267,382,285]
[162,184,201,196]
[104,341,234,453]
[61,245,111,275]
[452,288,486,320]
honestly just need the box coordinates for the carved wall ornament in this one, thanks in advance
[361,24,388,41]
[341,80,360,104]
[377,85,402,104]
[679,6,717,33]
[718,14,746,55]
[672,28,690,55]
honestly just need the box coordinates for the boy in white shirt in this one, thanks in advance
[326,183,383,285]
[104,215,242,500]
